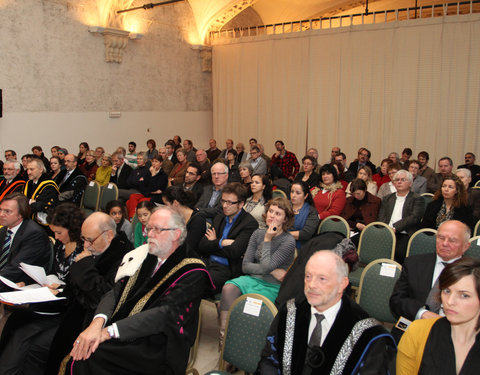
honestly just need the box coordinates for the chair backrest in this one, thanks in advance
[406,228,437,257]
[421,192,434,207]
[317,215,350,238]
[357,259,402,324]
[80,181,101,215]
[99,183,119,212]
[474,180,480,187]
[220,294,277,373]
[357,222,396,263]
[465,236,480,259]
[474,219,480,238]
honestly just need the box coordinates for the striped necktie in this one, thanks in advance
[0,230,14,269]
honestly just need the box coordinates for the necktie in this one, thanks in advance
[308,313,325,347]
[425,262,448,313]
[0,230,13,269]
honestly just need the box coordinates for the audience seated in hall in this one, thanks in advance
[408,159,428,195]
[294,155,320,190]
[105,199,133,244]
[195,148,211,183]
[457,152,480,186]
[249,145,268,176]
[117,152,149,201]
[168,148,190,186]
[333,152,355,183]
[347,147,376,177]
[94,146,105,167]
[206,138,221,163]
[378,169,425,264]
[109,152,133,190]
[456,168,480,222]
[195,161,229,218]
[389,220,470,342]
[197,183,258,294]
[226,149,241,183]
[372,158,392,189]
[32,145,52,174]
[399,147,412,170]
[125,141,138,169]
[289,181,319,249]
[0,160,26,202]
[158,147,174,176]
[79,150,98,182]
[238,161,253,195]
[76,142,89,167]
[345,165,377,197]
[376,162,401,200]
[57,154,87,206]
[341,178,381,245]
[311,163,346,220]
[181,163,204,204]
[182,139,197,163]
[243,174,271,229]
[219,138,235,160]
[145,138,158,161]
[427,156,454,194]
[270,140,300,181]
[94,153,113,187]
[421,174,474,232]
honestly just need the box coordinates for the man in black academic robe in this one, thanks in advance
[68,207,212,375]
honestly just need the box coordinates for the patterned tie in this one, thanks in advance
[0,230,14,269]
[425,262,448,313]
[308,313,325,347]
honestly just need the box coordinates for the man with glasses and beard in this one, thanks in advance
[68,207,211,375]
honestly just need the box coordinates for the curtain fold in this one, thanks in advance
[213,14,480,166]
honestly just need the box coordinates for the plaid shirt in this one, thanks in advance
[271,151,300,179]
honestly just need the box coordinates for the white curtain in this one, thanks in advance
[212,14,480,167]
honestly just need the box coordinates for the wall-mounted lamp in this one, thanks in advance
[89,26,143,63]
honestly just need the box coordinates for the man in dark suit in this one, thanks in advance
[197,183,258,292]
[458,152,480,187]
[0,193,51,291]
[57,154,87,206]
[390,220,470,323]
[378,169,425,263]
[347,147,376,176]
[195,161,229,218]
[109,152,133,190]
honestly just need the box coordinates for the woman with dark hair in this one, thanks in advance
[162,186,207,251]
[105,200,133,244]
[217,197,296,347]
[77,142,89,167]
[397,257,480,374]
[49,156,63,184]
[341,178,381,242]
[311,163,346,219]
[79,150,98,182]
[227,149,241,182]
[422,175,474,231]
[146,139,158,160]
[47,203,85,281]
[294,155,320,190]
[244,174,272,228]
[134,200,155,248]
[168,148,190,186]
[289,181,319,249]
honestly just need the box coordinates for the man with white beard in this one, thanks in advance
[70,207,212,375]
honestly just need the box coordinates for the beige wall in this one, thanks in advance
[0,0,213,156]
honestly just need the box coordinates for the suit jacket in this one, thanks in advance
[0,219,51,291]
[198,209,258,279]
[411,175,427,195]
[250,157,267,176]
[378,191,425,236]
[185,181,204,204]
[258,295,395,375]
[347,160,376,176]
[57,168,87,205]
[110,163,133,190]
[389,252,437,320]
[195,185,224,218]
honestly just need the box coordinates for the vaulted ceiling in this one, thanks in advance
[187,0,448,42]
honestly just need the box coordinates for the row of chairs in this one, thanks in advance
[80,181,119,216]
